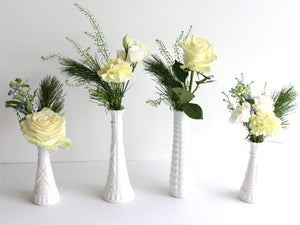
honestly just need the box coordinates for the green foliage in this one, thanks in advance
[172,87,194,104]
[155,39,173,65]
[143,55,182,110]
[183,103,203,119]
[37,75,65,114]
[222,74,255,112]
[42,4,130,111]
[74,3,110,61]
[5,78,37,119]
[172,60,188,83]
[272,84,298,128]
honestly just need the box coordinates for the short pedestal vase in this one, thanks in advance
[239,141,259,203]
[102,110,134,203]
[32,146,60,206]
[169,110,197,199]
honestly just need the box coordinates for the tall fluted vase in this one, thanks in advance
[169,110,197,199]
[102,110,134,203]
[32,146,60,206]
[239,141,259,203]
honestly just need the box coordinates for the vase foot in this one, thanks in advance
[32,191,60,206]
[102,189,134,203]
[239,188,257,203]
[169,185,199,200]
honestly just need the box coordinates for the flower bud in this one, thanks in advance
[122,34,132,51]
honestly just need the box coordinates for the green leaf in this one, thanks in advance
[246,98,255,104]
[5,100,21,106]
[172,87,194,104]
[172,60,189,83]
[183,103,203,119]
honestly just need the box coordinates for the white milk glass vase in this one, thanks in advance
[32,145,60,206]
[239,141,259,203]
[102,110,134,203]
[169,110,197,199]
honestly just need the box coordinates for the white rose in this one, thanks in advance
[229,102,251,124]
[254,95,274,112]
[127,41,150,63]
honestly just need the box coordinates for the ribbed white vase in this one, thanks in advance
[32,146,60,206]
[239,141,259,203]
[169,110,197,199]
[102,110,134,203]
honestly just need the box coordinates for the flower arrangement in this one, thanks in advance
[42,4,150,111]
[222,75,298,143]
[144,26,217,119]
[5,76,71,151]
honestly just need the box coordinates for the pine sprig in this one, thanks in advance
[271,84,298,128]
[144,55,181,110]
[74,3,110,61]
[37,75,65,114]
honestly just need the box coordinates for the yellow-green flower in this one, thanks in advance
[178,34,217,73]
[98,58,133,83]
[250,110,281,137]
[20,107,71,151]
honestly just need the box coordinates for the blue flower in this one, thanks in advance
[229,88,235,93]
[22,101,27,107]
[17,104,24,110]
[8,87,16,94]
[245,95,253,100]
[16,86,21,90]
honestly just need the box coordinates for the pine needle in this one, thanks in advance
[37,75,65,114]
[271,84,298,128]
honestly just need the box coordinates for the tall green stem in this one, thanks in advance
[189,71,194,92]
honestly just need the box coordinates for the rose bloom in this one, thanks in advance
[254,95,274,112]
[98,58,133,83]
[250,110,281,137]
[229,102,251,124]
[178,34,217,73]
[20,107,71,151]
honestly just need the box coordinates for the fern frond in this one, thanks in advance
[37,75,65,114]
[272,84,298,128]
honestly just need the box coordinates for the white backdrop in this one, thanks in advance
[0,0,299,165]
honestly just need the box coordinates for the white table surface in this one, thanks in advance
[0,160,298,225]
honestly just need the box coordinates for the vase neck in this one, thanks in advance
[249,141,259,155]
[37,145,49,157]
[110,110,124,124]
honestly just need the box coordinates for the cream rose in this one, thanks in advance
[253,95,274,112]
[20,107,71,151]
[229,102,251,124]
[98,58,134,83]
[127,41,150,63]
[178,34,217,73]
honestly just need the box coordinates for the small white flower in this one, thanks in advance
[254,95,274,112]
[229,102,251,124]
[127,41,150,63]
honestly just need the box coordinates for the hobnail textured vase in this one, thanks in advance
[239,141,259,203]
[102,110,134,203]
[169,111,197,199]
[32,146,60,206]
